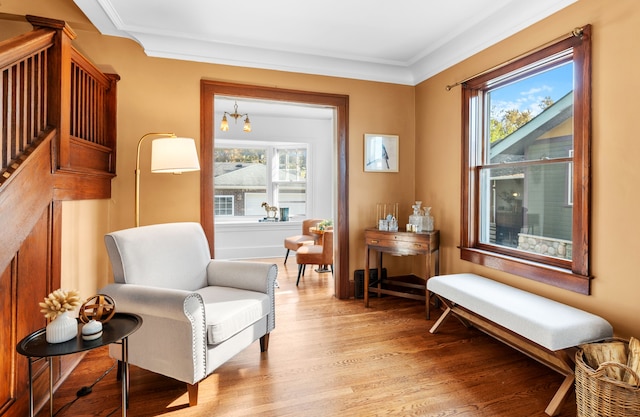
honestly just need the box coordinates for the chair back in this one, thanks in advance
[104,222,211,291]
[302,218,323,234]
[320,230,334,264]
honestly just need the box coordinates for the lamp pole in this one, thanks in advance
[134,133,176,227]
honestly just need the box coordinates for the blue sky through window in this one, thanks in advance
[489,62,573,118]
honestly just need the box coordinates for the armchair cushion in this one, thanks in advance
[197,286,270,344]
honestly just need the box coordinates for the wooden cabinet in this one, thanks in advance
[364,228,440,319]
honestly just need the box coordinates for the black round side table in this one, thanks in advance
[17,313,142,417]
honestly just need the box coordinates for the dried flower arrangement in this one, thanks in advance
[39,289,82,320]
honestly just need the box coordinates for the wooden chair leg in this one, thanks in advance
[260,333,270,352]
[284,249,290,264]
[187,383,199,407]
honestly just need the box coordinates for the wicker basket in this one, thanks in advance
[575,340,640,417]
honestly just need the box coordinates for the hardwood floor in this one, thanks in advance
[38,258,577,416]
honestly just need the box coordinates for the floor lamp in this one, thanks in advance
[135,133,200,227]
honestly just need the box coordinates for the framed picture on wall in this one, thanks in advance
[364,134,399,172]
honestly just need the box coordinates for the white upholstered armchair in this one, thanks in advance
[100,222,277,406]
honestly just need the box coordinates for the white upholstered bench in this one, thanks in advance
[427,273,613,416]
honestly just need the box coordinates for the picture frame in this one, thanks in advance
[364,134,399,172]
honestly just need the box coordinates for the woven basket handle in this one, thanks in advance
[594,361,640,387]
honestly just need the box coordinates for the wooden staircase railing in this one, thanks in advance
[0,25,52,185]
[0,15,118,417]
[65,46,119,174]
[0,15,118,193]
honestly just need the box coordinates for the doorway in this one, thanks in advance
[200,80,350,299]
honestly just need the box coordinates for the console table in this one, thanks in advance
[364,228,440,319]
[17,313,142,417]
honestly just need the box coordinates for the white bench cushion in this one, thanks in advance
[428,273,612,351]
[197,286,270,345]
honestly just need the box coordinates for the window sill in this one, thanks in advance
[459,246,590,294]
[215,218,303,224]
[215,220,300,231]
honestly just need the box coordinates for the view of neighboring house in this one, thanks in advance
[489,92,573,259]
[215,161,308,218]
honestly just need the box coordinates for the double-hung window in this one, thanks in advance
[214,140,308,221]
[460,26,592,294]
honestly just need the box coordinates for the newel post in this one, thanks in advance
[26,15,76,172]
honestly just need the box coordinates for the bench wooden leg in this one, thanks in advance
[429,296,474,333]
[545,374,574,416]
[429,307,452,334]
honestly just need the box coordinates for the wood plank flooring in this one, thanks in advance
[38,258,577,416]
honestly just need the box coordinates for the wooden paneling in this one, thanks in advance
[0,261,15,415]
[0,205,55,417]
[0,130,54,274]
[52,170,112,200]
[15,206,54,416]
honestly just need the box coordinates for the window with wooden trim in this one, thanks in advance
[460,25,592,294]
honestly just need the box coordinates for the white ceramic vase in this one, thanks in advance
[46,312,78,343]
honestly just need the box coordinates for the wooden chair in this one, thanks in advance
[295,230,333,286]
[283,218,322,264]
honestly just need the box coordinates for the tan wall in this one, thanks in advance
[416,0,640,338]
[60,200,111,295]
[3,0,639,338]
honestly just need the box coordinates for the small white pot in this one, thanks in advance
[46,312,78,343]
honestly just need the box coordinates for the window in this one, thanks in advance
[214,195,234,216]
[214,140,308,220]
[460,26,592,294]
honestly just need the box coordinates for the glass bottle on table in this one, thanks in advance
[422,207,434,232]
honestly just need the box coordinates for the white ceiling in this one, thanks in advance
[73,0,576,86]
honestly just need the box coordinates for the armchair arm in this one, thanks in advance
[206,260,277,334]
[206,260,277,294]
[100,283,208,384]
[101,283,203,320]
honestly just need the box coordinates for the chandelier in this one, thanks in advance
[220,101,251,132]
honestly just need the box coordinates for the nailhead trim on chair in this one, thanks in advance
[184,293,207,383]
[266,265,277,332]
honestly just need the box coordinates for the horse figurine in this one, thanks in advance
[261,202,278,218]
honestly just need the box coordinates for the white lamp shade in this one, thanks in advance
[151,137,200,173]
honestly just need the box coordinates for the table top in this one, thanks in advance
[365,227,439,236]
[309,227,332,234]
[16,313,142,358]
